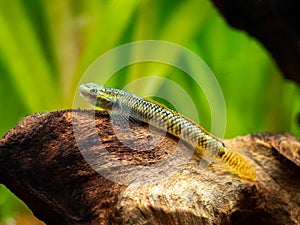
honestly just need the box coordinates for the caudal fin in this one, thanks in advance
[217,147,256,180]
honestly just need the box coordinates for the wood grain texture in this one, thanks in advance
[0,110,299,225]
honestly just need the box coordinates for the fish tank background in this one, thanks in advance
[0,0,299,224]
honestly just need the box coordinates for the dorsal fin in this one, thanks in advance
[144,97,172,110]
[144,97,217,138]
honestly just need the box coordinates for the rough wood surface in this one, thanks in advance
[0,110,299,225]
[211,0,300,84]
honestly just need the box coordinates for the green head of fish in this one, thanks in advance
[79,83,120,111]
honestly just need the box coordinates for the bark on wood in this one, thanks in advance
[0,110,299,225]
[211,0,300,84]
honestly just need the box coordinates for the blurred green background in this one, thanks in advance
[0,0,299,223]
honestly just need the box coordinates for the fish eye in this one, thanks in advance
[89,88,98,95]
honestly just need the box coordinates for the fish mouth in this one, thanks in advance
[79,83,97,105]
[79,84,89,99]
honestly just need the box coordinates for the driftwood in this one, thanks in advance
[211,0,300,84]
[0,110,299,225]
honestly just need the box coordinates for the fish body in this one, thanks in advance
[79,83,256,180]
